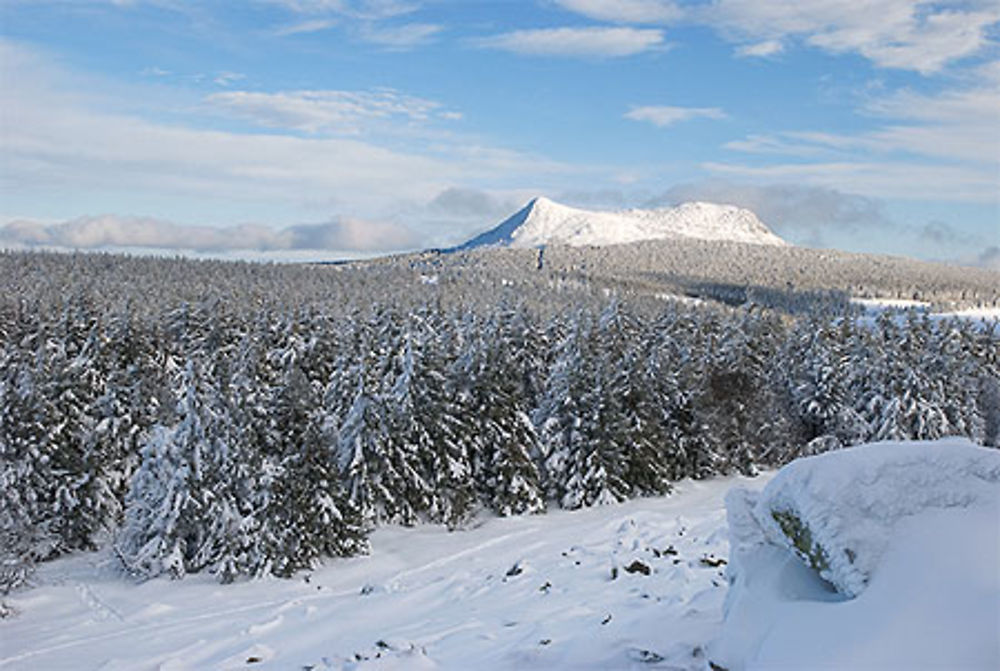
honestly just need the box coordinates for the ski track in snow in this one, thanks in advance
[0,475,764,671]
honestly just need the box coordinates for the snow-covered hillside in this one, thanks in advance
[0,475,758,671]
[456,197,788,250]
[4,441,998,670]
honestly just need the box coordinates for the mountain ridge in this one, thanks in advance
[455,196,788,250]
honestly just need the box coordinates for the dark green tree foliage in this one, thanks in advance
[42,331,117,552]
[789,320,857,446]
[459,310,544,517]
[265,359,367,577]
[0,346,60,566]
[403,323,478,527]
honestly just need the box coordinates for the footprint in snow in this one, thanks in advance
[245,614,283,636]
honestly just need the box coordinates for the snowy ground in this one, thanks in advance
[851,296,1000,322]
[0,475,761,671]
[715,439,1000,671]
[933,305,1000,320]
[851,297,932,311]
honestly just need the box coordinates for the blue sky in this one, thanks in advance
[1,0,997,265]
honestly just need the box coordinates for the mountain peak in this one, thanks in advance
[456,197,787,250]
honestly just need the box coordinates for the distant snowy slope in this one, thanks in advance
[456,197,788,250]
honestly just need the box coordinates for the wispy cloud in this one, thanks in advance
[0,40,580,226]
[205,88,454,135]
[735,39,783,58]
[702,160,996,203]
[265,0,418,20]
[554,0,999,74]
[359,22,442,49]
[213,71,246,87]
[477,27,666,58]
[0,214,420,252]
[702,0,1000,74]
[723,134,830,157]
[140,66,171,77]
[553,0,682,24]
[625,105,726,127]
[274,18,338,36]
[719,76,999,199]
[654,181,891,246]
[426,186,522,220]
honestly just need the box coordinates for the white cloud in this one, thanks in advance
[703,0,1000,74]
[655,181,891,245]
[265,0,418,20]
[274,18,338,35]
[285,217,419,250]
[864,83,1000,163]
[478,27,665,58]
[702,160,997,203]
[725,80,1000,166]
[359,22,442,48]
[554,0,682,24]
[625,105,726,126]
[735,39,783,58]
[426,187,522,220]
[267,1,435,47]
[723,133,830,157]
[865,84,999,125]
[0,213,420,252]
[716,70,999,207]
[0,40,581,229]
[205,88,453,135]
[213,71,246,87]
[554,0,998,73]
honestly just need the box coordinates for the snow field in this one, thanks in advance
[714,439,1000,670]
[0,475,760,671]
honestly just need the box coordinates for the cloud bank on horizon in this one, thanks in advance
[1,0,997,266]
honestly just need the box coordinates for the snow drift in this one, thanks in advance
[456,197,787,250]
[714,438,1000,670]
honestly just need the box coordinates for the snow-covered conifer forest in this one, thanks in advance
[2,244,997,586]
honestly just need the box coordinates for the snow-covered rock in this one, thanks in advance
[455,197,787,250]
[713,438,1000,670]
[732,438,1000,597]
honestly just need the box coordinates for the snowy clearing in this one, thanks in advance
[0,475,761,671]
[933,305,1000,321]
[851,297,931,311]
[851,296,1000,323]
[715,439,1000,670]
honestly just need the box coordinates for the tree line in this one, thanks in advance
[2,269,996,588]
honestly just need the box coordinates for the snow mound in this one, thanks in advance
[732,438,1000,597]
[456,197,787,250]
[713,438,1000,670]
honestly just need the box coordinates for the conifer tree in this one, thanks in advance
[117,360,212,579]
[459,311,544,517]
[265,360,367,577]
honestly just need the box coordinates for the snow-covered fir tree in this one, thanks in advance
[1,248,997,582]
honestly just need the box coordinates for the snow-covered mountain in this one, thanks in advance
[457,197,788,249]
